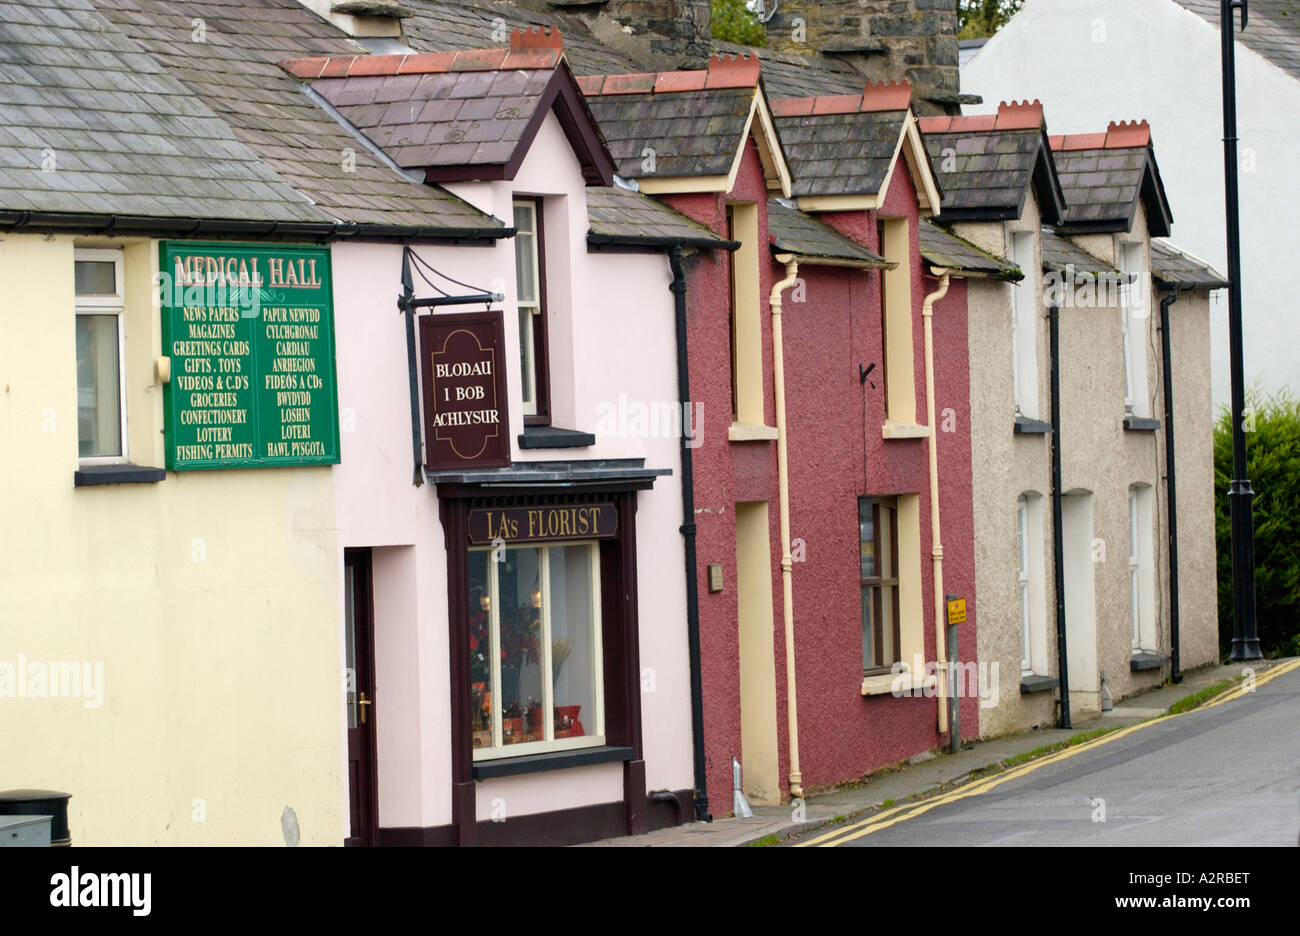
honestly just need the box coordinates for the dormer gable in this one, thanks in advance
[280,27,615,186]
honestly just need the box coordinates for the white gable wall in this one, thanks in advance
[962,0,1299,405]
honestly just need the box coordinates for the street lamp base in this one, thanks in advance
[1229,638,1262,662]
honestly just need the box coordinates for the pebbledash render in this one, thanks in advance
[920,105,1223,733]
[585,64,992,805]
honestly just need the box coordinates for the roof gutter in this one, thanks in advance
[0,211,511,244]
[587,232,739,252]
[771,251,893,271]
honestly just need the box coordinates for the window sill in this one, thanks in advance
[881,422,930,440]
[471,744,635,779]
[1020,674,1059,694]
[74,464,166,487]
[518,426,595,449]
[1013,416,1052,435]
[861,670,936,697]
[728,423,778,442]
[1123,415,1161,432]
[1130,652,1166,672]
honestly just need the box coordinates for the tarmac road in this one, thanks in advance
[807,661,1300,847]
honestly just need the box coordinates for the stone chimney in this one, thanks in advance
[597,0,713,61]
[764,0,966,114]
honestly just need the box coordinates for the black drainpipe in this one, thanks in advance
[1159,287,1183,683]
[670,245,711,823]
[1049,302,1071,729]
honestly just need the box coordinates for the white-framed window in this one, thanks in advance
[1017,493,1048,675]
[74,248,127,463]
[1010,231,1039,418]
[1018,495,1032,673]
[1129,484,1156,653]
[467,541,604,760]
[1119,241,1149,417]
[513,198,550,422]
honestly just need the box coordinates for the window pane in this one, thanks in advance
[548,544,598,740]
[881,584,896,666]
[862,586,875,670]
[75,260,116,296]
[468,551,494,750]
[513,205,537,305]
[76,314,121,458]
[859,499,876,579]
[499,546,543,745]
[518,307,535,406]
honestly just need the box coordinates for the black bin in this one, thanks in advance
[0,791,71,846]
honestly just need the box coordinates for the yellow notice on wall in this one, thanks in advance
[947,597,967,626]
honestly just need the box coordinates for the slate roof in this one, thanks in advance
[586,184,727,249]
[1150,238,1229,290]
[712,38,866,99]
[771,84,913,198]
[1040,227,1117,276]
[89,0,505,235]
[1174,0,1300,82]
[0,0,325,224]
[766,198,888,267]
[919,100,1065,224]
[284,37,613,185]
[1050,121,1173,237]
[580,58,762,180]
[919,221,1022,280]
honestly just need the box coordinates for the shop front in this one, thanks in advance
[435,475,664,845]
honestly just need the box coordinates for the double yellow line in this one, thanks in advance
[798,659,1300,847]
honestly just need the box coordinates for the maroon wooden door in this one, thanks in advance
[344,549,378,847]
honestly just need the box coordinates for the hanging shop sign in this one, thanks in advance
[467,504,618,545]
[159,241,340,470]
[420,311,511,471]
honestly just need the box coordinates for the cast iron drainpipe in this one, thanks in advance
[770,255,803,799]
[1159,287,1183,683]
[921,268,952,735]
[1049,302,1071,729]
[669,245,711,822]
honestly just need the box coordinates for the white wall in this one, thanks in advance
[963,0,1297,405]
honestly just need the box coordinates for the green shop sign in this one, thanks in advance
[160,241,340,470]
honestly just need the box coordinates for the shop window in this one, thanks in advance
[513,198,551,424]
[75,248,126,463]
[468,542,603,759]
[1120,241,1149,417]
[1129,485,1156,653]
[877,217,916,428]
[1010,231,1040,419]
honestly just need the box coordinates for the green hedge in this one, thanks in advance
[1214,388,1300,658]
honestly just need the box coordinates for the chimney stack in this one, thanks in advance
[764,0,964,114]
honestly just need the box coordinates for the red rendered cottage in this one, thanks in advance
[585,63,986,809]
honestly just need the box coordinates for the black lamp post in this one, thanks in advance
[1219,0,1261,661]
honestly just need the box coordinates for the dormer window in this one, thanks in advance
[514,198,551,424]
